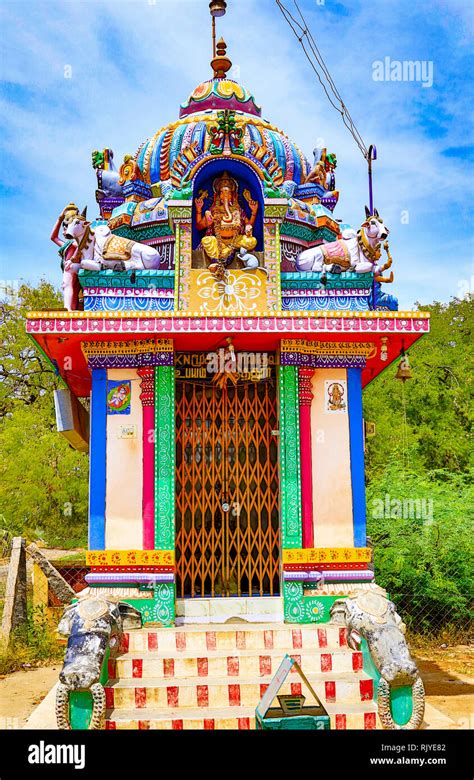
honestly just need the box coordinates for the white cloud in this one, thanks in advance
[0,0,472,311]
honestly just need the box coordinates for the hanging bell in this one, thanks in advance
[395,353,413,381]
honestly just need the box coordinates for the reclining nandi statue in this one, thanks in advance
[296,207,394,285]
[63,207,162,273]
[56,594,141,730]
[330,590,425,730]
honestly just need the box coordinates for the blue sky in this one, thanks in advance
[0,0,473,309]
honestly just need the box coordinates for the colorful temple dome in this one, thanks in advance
[180,78,261,118]
[135,85,311,189]
[103,40,340,237]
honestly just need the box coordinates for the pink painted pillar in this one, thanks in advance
[299,368,315,548]
[138,367,155,549]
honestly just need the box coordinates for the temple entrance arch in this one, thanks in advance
[175,358,280,598]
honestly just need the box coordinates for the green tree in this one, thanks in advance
[364,295,473,633]
[0,281,88,546]
[367,467,473,632]
[364,296,473,480]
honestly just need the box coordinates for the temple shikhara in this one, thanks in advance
[27,2,429,731]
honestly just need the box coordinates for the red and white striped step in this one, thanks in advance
[122,624,351,653]
[105,622,379,730]
[105,702,379,730]
[105,672,373,709]
[111,647,364,679]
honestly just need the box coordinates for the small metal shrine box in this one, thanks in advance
[255,654,331,731]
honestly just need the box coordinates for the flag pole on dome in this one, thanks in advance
[209,1,227,59]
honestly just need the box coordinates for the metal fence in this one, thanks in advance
[0,532,89,623]
[48,564,89,606]
[32,561,89,621]
[385,592,473,643]
[1,533,471,642]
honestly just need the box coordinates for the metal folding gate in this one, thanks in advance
[175,378,280,598]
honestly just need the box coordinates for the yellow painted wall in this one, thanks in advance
[105,369,143,549]
[310,369,354,547]
[187,268,268,313]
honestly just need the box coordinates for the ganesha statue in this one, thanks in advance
[195,171,262,279]
[330,590,425,730]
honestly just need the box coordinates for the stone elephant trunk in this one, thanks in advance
[330,590,425,730]
[56,595,142,730]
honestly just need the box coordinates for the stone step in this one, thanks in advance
[105,701,379,730]
[105,671,374,710]
[111,648,364,680]
[124,623,350,654]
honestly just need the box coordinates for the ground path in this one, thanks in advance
[0,646,471,730]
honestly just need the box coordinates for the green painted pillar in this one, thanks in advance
[279,364,302,549]
[153,363,176,625]
[279,364,304,623]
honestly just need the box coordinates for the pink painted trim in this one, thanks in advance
[27,313,431,335]
[142,405,155,549]
[138,368,155,550]
[299,403,314,548]
[299,368,314,548]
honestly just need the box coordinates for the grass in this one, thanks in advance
[52,551,87,565]
[0,606,64,676]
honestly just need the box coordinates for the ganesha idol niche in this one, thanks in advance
[195,171,265,280]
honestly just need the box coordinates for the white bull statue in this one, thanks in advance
[296,206,394,285]
[64,208,161,272]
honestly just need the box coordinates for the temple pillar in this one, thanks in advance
[138,367,155,550]
[154,362,175,551]
[263,201,286,310]
[278,364,302,550]
[167,202,192,311]
[298,367,315,549]
[347,367,367,547]
[82,340,176,626]
[152,345,176,626]
[88,368,107,550]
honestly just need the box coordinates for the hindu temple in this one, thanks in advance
[27,2,429,731]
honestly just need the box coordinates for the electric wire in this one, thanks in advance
[276,0,369,159]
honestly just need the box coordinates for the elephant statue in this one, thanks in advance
[56,595,142,730]
[330,590,425,730]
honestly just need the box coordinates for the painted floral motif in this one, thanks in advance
[196,270,262,312]
[309,600,325,619]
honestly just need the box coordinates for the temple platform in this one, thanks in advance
[103,621,379,730]
[175,597,284,625]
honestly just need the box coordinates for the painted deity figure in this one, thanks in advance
[327,382,346,411]
[50,203,83,311]
[195,171,259,277]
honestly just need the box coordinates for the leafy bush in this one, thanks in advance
[364,296,473,635]
[367,467,473,633]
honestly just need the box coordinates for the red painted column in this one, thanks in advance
[299,368,315,548]
[138,367,155,550]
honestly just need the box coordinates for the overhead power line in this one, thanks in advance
[276,0,369,160]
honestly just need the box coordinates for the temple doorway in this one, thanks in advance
[175,369,280,598]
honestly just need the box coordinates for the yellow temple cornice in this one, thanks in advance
[26,310,430,321]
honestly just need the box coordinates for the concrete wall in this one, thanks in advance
[105,369,143,549]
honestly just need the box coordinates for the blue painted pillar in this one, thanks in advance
[347,368,366,547]
[88,368,107,549]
